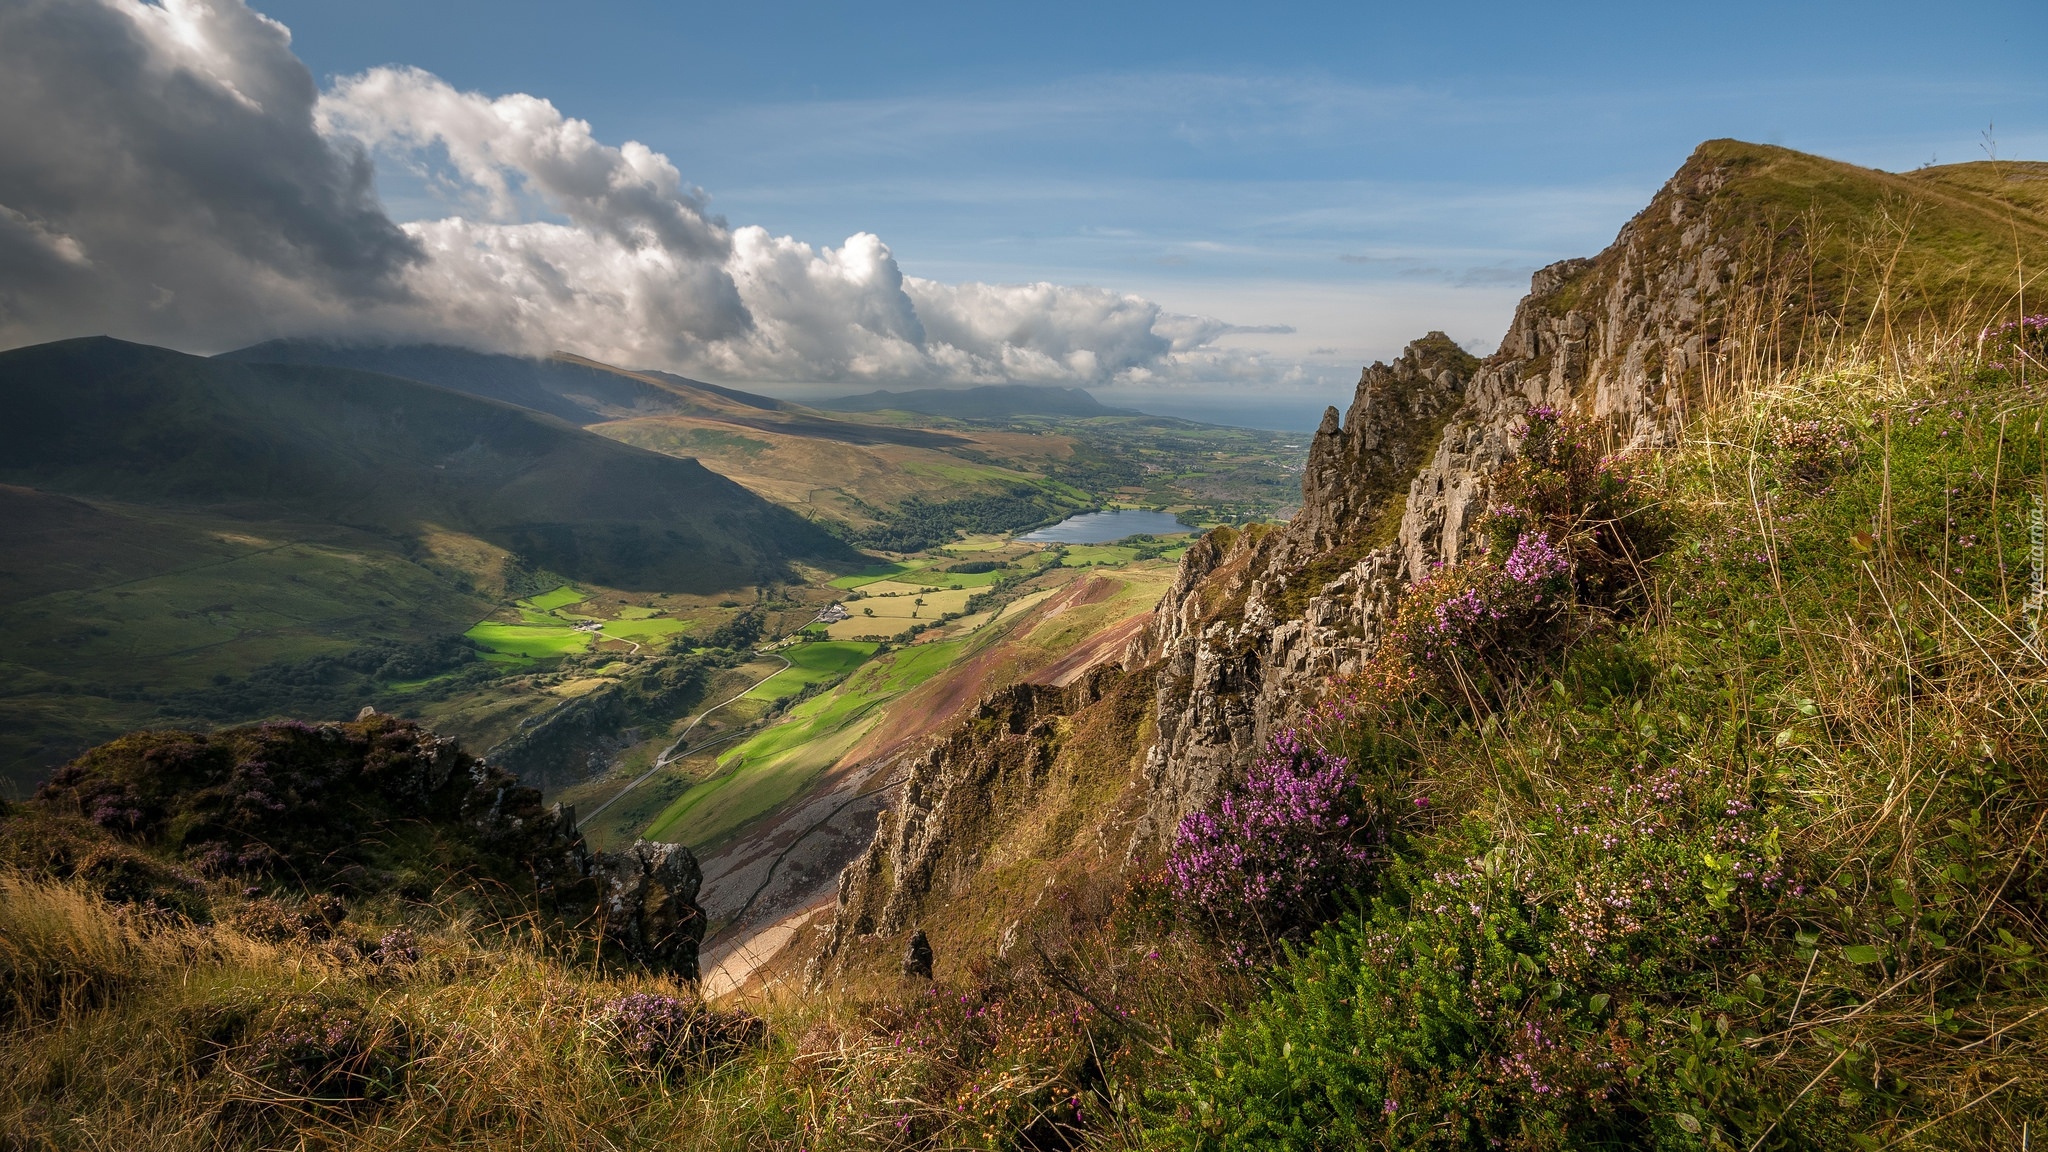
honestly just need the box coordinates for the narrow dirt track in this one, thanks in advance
[575,653,789,830]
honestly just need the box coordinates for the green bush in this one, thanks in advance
[1148,745,1815,1151]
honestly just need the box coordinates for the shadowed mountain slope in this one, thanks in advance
[0,337,856,592]
[222,340,966,449]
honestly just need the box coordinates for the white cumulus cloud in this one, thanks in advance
[0,0,1280,389]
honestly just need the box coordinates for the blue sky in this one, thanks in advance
[243,0,2043,424]
[5,1,2040,429]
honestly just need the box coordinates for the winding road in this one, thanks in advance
[574,652,790,831]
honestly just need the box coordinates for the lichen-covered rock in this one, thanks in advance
[589,839,706,979]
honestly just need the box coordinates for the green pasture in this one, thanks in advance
[873,639,963,692]
[464,620,592,659]
[924,568,1003,589]
[470,582,694,656]
[600,616,692,642]
[828,560,928,590]
[642,639,963,850]
[742,640,878,700]
[1059,541,1190,567]
[642,683,881,849]
[1060,544,1139,566]
[520,586,585,612]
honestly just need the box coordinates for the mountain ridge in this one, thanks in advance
[2,336,854,592]
[807,139,2048,969]
[222,339,969,450]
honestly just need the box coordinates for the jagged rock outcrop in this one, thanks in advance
[813,668,1127,974]
[1135,142,1814,844]
[1129,334,1475,843]
[589,837,707,979]
[19,714,708,979]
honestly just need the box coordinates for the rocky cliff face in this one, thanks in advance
[1135,142,1805,844]
[811,140,1930,977]
[1126,333,1474,845]
[812,666,1140,977]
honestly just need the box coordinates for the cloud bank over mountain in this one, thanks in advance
[0,0,1286,387]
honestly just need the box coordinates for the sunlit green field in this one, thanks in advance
[464,620,592,658]
[1059,541,1190,566]
[829,558,1007,591]
[599,616,692,642]
[743,640,878,700]
[463,585,698,657]
[642,639,965,850]
[522,586,587,612]
[828,561,922,590]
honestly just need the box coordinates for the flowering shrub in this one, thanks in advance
[1772,415,1858,487]
[1382,405,1668,697]
[239,998,418,1105]
[1166,730,1382,959]
[226,894,346,945]
[1388,531,1572,690]
[1151,762,1805,1151]
[371,928,420,967]
[1485,404,1667,608]
[1980,313,2048,378]
[596,992,763,1072]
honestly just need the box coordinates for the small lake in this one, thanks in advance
[1020,509,1191,544]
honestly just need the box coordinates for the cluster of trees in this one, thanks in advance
[1038,441,1142,492]
[705,608,765,651]
[839,485,1083,553]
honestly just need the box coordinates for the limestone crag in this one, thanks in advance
[814,670,1125,975]
[1137,143,1806,843]
[1130,333,1474,844]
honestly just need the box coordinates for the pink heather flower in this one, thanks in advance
[1501,531,1570,586]
[1167,729,1380,955]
